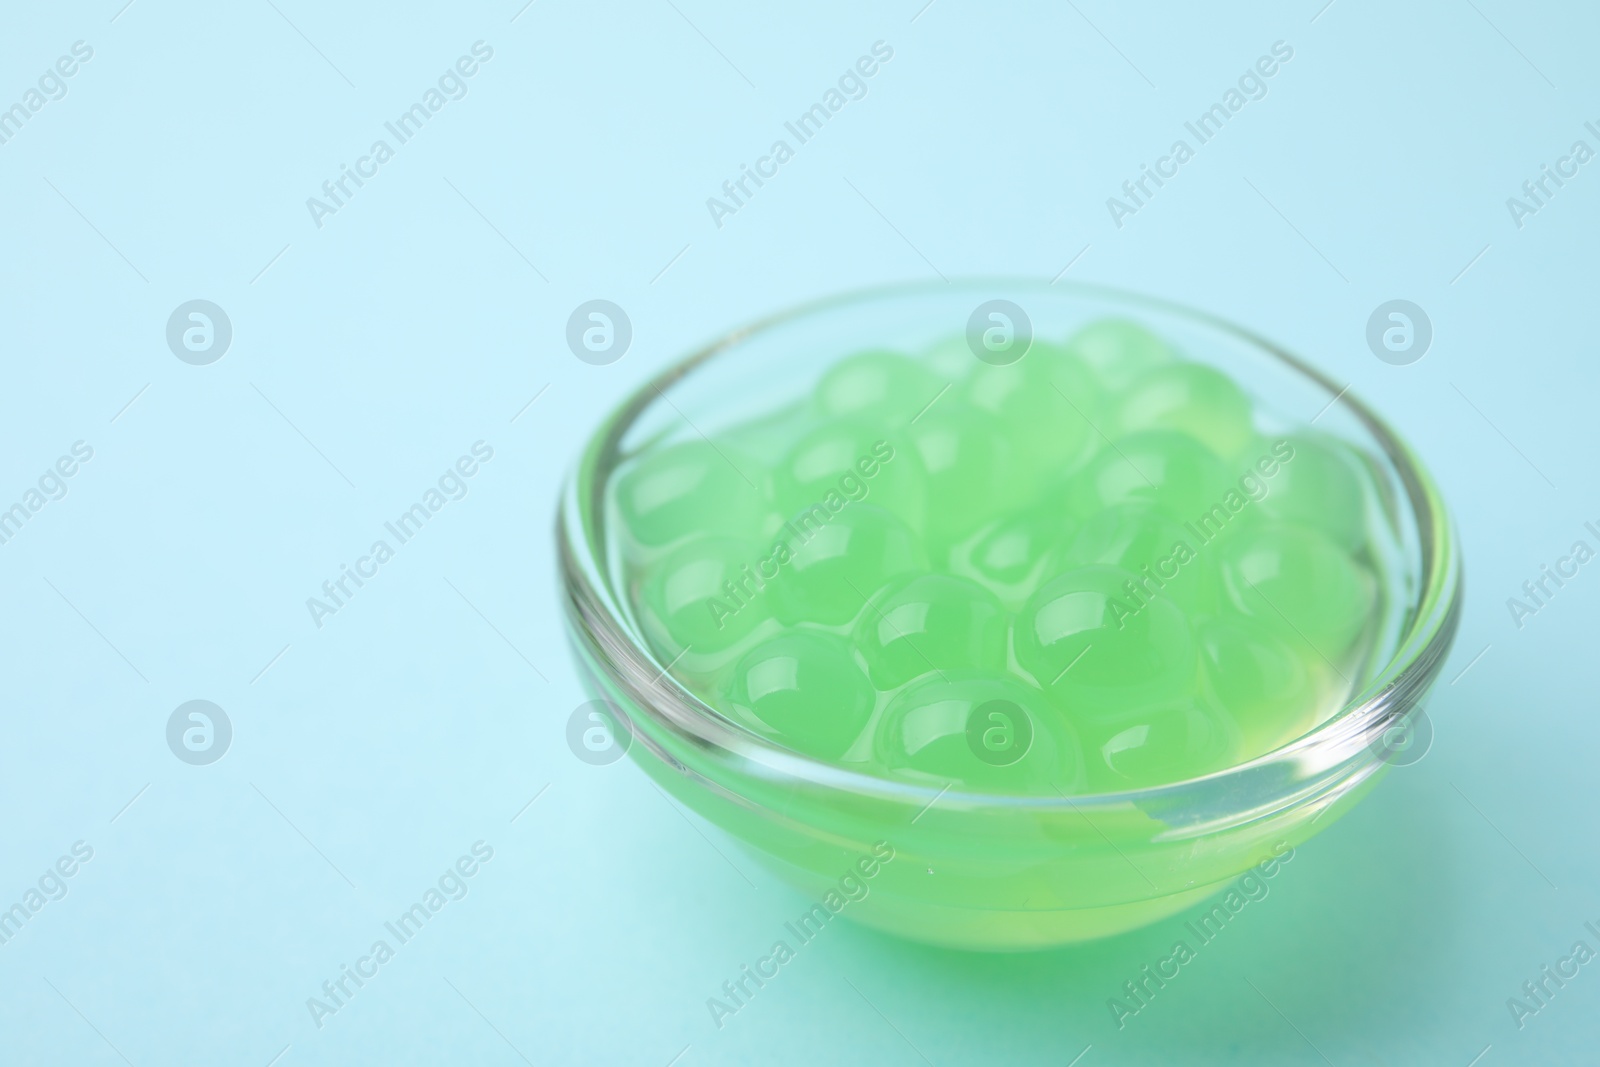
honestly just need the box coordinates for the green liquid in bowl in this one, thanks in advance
[563,284,1459,950]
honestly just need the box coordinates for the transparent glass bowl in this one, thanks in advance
[557,280,1461,951]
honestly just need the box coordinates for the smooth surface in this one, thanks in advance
[1,1,1596,1064]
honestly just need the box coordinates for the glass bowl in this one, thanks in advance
[557,280,1461,951]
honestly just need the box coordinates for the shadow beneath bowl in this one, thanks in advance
[818,770,1465,1065]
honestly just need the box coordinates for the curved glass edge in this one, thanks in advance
[556,279,1464,829]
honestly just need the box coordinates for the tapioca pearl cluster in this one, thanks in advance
[614,319,1380,794]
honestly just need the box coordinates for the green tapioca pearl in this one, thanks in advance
[907,408,1022,546]
[773,419,926,534]
[769,505,928,626]
[1219,524,1376,658]
[919,334,977,383]
[966,509,1075,596]
[1067,431,1230,526]
[963,343,1100,488]
[1060,504,1219,614]
[1025,341,1108,409]
[1114,362,1255,460]
[726,631,874,760]
[1013,565,1198,722]
[1251,434,1369,551]
[813,350,945,425]
[639,537,770,659]
[853,573,1008,689]
[872,673,1085,794]
[615,439,769,550]
[721,398,821,466]
[1198,618,1318,757]
[1081,699,1240,791]
[1066,319,1177,393]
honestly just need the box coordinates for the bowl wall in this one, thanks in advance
[559,281,1461,950]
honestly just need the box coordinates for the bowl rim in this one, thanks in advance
[558,277,1463,815]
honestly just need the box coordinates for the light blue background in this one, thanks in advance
[1,1,1596,1064]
